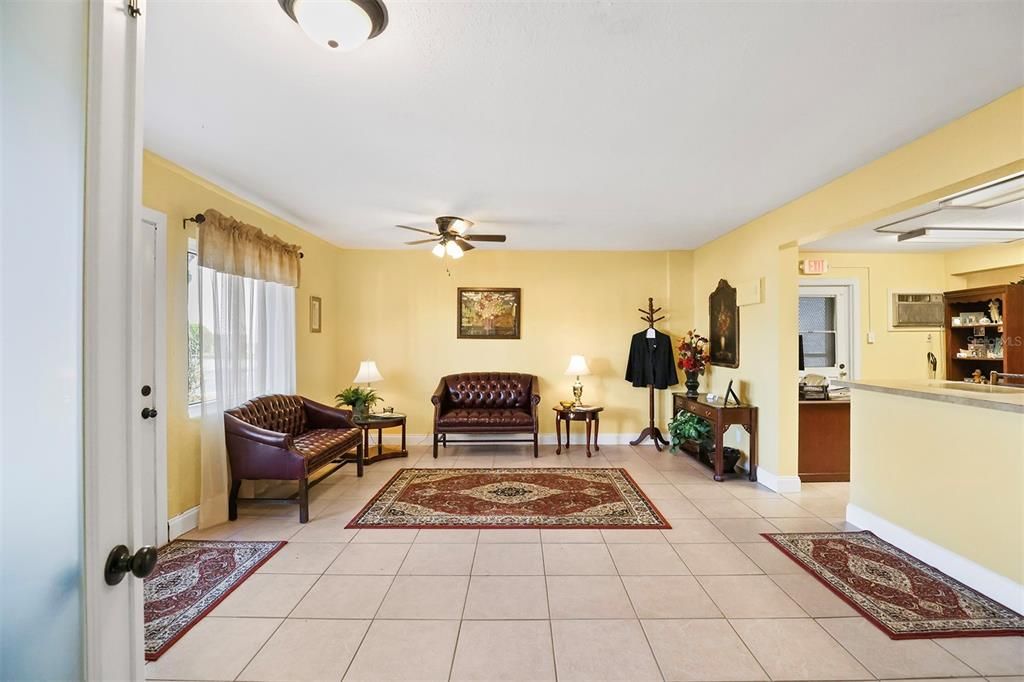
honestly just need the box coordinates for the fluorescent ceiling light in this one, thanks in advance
[897,227,1024,243]
[941,174,1024,209]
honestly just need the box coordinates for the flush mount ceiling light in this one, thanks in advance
[897,227,1024,244]
[278,0,388,51]
[940,174,1024,209]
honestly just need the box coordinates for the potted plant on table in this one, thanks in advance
[668,411,713,455]
[677,329,710,398]
[335,386,381,420]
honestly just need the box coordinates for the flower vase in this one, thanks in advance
[352,403,369,420]
[684,370,700,398]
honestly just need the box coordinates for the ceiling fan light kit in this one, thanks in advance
[278,0,388,51]
[395,215,508,260]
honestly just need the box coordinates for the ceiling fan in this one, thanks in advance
[396,216,507,259]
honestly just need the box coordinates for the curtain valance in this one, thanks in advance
[198,208,302,287]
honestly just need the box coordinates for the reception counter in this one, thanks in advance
[839,380,1024,610]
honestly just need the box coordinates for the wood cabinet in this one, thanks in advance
[944,283,1023,383]
[798,400,850,482]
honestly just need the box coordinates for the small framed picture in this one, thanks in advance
[457,288,521,339]
[309,296,322,333]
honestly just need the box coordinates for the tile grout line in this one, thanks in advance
[446,535,482,681]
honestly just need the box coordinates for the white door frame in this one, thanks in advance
[83,0,147,679]
[799,277,861,381]
[141,207,169,547]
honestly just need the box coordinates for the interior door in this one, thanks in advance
[1,2,91,678]
[139,208,168,547]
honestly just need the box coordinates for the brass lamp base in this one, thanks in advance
[572,377,583,407]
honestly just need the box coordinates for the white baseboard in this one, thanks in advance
[754,467,801,493]
[377,433,645,447]
[168,506,199,541]
[846,503,1024,612]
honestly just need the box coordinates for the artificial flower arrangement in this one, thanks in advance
[677,329,710,374]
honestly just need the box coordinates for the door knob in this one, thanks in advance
[104,544,157,585]
[141,407,158,419]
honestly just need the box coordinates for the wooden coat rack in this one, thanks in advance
[629,298,670,451]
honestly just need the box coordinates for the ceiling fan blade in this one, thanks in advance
[462,234,506,242]
[454,238,476,251]
[405,238,439,245]
[396,224,438,236]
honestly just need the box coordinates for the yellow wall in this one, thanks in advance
[691,88,1024,480]
[335,250,694,438]
[945,240,1024,286]
[143,152,344,517]
[850,389,1024,584]
[797,252,949,380]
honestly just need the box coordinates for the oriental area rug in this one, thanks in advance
[764,531,1024,639]
[143,539,285,661]
[348,468,671,529]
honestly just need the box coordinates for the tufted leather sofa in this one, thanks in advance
[224,394,363,523]
[431,372,541,458]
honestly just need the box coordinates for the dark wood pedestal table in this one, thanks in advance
[553,406,603,458]
[352,413,408,465]
[672,393,758,482]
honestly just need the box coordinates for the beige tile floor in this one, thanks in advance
[148,444,1023,682]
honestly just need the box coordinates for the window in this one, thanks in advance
[186,240,201,406]
[799,296,837,368]
[798,283,853,379]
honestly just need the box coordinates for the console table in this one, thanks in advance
[672,393,757,482]
[352,413,408,464]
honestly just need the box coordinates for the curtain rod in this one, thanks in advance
[183,212,304,258]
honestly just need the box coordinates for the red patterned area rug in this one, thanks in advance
[144,539,285,661]
[764,531,1024,639]
[348,468,670,529]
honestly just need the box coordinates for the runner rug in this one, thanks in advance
[348,468,670,529]
[144,539,285,661]
[764,531,1024,639]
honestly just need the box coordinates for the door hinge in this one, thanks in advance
[127,0,141,18]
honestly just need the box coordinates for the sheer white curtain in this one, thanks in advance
[197,267,296,528]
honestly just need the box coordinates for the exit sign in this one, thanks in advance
[800,259,829,275]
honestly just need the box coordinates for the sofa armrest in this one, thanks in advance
[430,378,447,407]
[530,375,541,426]
[303,397,355,430]
[224,413,294,449]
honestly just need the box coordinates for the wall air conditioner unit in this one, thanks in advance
[889,292,944,330]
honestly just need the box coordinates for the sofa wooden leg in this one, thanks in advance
[533,433,539,458]
[356,442,364,478]
[442,433,447,449]
[298,478,310,523]
[229,479,241,521]
[433,433,439,459]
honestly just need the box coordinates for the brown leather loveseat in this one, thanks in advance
[224,394,363,523]
[431,372,540,458]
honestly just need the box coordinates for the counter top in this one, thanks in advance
[835,379,1024,414]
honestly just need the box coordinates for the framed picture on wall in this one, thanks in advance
[457,288,521,339]
[709,279,739,368]
[310,296,322,333]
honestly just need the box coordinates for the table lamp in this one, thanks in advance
[564,355,591,407]
[353,360,383,387]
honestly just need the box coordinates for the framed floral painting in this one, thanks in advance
[709,279,739,367]
[457,288,521,339]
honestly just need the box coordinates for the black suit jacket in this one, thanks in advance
[624,330,679,389]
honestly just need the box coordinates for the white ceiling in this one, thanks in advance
[804,198,1024,252]
[144,0,1024,251]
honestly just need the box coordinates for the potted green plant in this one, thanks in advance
[335,386,381,420]
[667,411,712,454]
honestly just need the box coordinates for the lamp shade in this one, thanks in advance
[564,355,590,376]
[353,360,383,384]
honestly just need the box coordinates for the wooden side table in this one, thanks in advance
[672,393,757,482]
[553,406,603,458]
[353,413,408,465]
